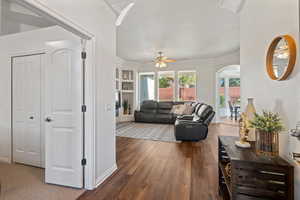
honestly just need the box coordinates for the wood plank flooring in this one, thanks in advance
[78,123,238,200]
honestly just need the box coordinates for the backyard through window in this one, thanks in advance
[178,71,197,101]
[158,72,175,101]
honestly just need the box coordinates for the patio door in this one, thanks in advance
[44,40,83,188]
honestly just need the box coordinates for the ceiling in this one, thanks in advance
[106,0,240,63]
[1,0,54,36]
[105,0,134,14]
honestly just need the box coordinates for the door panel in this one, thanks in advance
[13,55,42,167]
[45,40,83,188]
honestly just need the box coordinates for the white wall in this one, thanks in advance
[136,52,240,109]
[1,0,54,35]
[240,0,300,198]
[0,26,79,162]
[29,0,117,187]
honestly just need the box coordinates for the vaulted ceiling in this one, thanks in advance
[106,0,240,63]
[1,0,54,36]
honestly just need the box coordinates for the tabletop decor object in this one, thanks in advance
[235,113,251,148]
[250,111,284,157]
[245,98,256,142]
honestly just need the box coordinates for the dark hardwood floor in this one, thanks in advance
[78,123,238,200]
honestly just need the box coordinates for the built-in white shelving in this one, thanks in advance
[116,66,136,122]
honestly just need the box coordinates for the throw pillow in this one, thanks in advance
[171,105,185,115]
[182,104,194,115]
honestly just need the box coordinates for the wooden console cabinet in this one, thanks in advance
[218,136,294,200]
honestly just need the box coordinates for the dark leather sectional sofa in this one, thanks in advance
[175,104,215,141]
[134,100,215,141]
[134,101,186,124]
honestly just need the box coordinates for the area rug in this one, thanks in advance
[116,122,179,143]
[0,162,85,200]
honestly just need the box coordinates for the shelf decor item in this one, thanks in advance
[123,100,129,115]
[128,104,131,115]
[250,111,284,157]
[235,113,251,148]
[245,98,256,142]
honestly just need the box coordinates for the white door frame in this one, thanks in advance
[215,65,240,123]
[10,0,97,190]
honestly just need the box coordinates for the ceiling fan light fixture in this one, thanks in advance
[156,62,167,68]
[154,52,175,68]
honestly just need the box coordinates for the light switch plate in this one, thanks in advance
[106,104,112,111]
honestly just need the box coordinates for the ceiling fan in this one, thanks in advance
[154,52,176,68]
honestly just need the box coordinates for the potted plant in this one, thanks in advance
[249,111,284,157]
[123,100,129,115]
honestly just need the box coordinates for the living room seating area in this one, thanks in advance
[175,104,215,141]
[134,100,215,141]
[135,101,186,124]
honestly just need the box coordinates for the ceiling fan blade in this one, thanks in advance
[164,59,176,63]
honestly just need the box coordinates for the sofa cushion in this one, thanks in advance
[135,111,156,123]
[158,102,174,114]
[140,100,158,114]
[158,102,174,109]
[155,113,173,123]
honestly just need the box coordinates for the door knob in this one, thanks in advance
[45,117,53,122]
[29,116,34,120]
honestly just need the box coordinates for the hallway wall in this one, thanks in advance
[240,0,300,198]
[29,0,117,188]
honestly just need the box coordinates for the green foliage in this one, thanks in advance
[249,111,284,133]
[219,95,225,107]
[179,74,196,87]
[159,77,173,88]
[229,78,240,87]
[122,100,128,110]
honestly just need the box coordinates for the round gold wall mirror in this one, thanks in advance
[266,35,297,81]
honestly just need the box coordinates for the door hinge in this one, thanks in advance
[81,158,87,166]
[81,51,87,60]
[82,105,87,113]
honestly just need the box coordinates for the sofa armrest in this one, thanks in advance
[175,121,209,141]
[175,119,205,126]
[176,115,194,120]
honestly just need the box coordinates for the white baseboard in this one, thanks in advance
[94,163,118,188]
[0,156,10,163]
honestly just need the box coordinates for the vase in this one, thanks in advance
[255,131,279,157]
[245,98,256,142]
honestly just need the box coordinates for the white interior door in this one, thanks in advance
[12,54,43,168]
[45,40,83,188]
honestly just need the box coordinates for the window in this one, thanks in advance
[139,73,155,104]
[178,71,197,101]
[218,78,226,108]
[158,71,175,101]
[229,78,240,105]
